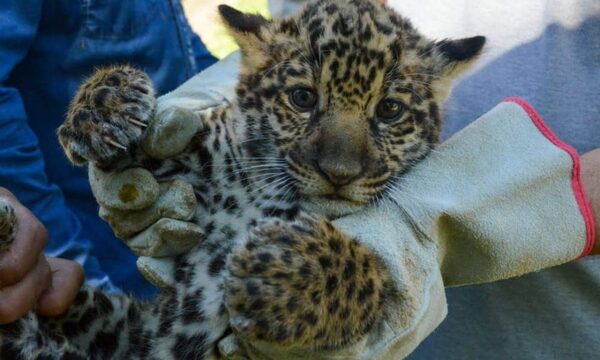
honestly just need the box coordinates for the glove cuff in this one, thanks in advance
[395,98,595,286]
[504,97,596,257]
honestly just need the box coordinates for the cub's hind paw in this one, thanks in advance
[224,214,390,350]
[58,65,156,168]
[0,198,16,252]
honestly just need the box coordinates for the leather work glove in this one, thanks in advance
[90,53,240,288]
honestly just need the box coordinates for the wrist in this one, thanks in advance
[581,149,600,255]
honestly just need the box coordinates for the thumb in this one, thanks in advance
[36,258,84,317]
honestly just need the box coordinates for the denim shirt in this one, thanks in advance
[0,0,216,298]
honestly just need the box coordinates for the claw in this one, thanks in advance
[128,118,148,128]
[105,138,127,150]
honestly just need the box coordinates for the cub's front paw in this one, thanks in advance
[224,214,389,350]
[0,198,16,252]
[58,65,156,168]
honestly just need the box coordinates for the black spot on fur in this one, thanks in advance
[339,307,350,320]
[314,329,326,340]
[209,255,227,276]
[73,290,89,306]
[0,343,24,360]
[89,330,118,359]
[63,351,88,360]
[346,284,356,301]
[318,255,332,269]
[224,196,239,212]
[328,298,340,315]
[251,262,267,274]
[291,224,315,236]
[304,311,318,326]
[328,238,342,253]
[343,260,356,280]
[250,298,266,311]
[325,275,338,294]
[182,289,205,324]
[158,297,177,334]
[274,327,290,342]
[281,250,293,264]
[294,324,306,339]
[278,234,296,246]
[299,261,312,277]
[358,279,375,302]
[310,290,321,305]
[286,296,299,312]
[172,333,209,359]
[246,281,259,296]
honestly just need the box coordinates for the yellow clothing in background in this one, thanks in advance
[183,0,271,59]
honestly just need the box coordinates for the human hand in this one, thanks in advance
[581,148,600,255]
[0,188,84,324]
[91,53,240,288]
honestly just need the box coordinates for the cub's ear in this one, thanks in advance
[219,5,269,47]
[434,36,486,77]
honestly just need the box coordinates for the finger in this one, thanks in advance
[218,334,249,360]
[0,194,48,287]
[128,218,202,257]
[0,256,51,324]
[100,205,160,239]
[136,256,176,288]
[581,149,600,254]
[142,107,204,159]
[36,258,84,317]
[100,179,197,239]
[156,180,197,221]
[89,165,159,211]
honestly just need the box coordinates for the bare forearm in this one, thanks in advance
[581,149,600,255]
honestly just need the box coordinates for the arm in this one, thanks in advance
[0,0,115,297]
[582,149,600,255]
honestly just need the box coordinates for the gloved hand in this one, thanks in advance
[90,53,240,288]
[223,99,595,359]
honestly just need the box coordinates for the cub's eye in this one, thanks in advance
[376,99,406,123]
[289,88,317,112]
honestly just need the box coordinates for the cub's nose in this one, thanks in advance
[316,158,363,187]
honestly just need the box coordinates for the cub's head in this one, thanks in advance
[220,0,485,216]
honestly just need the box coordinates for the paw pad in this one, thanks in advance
[58,65,156,167]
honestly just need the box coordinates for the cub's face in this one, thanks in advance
[221,0,484,216]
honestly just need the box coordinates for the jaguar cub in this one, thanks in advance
[0,0,484,359]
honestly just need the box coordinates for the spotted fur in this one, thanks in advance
[0,1,484,358]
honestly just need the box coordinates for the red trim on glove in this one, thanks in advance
[504,97,596,258]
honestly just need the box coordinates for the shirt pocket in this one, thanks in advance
[81,0,160,40]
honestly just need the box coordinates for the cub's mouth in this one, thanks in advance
[324,193,355,202]
[300,194,365,218]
